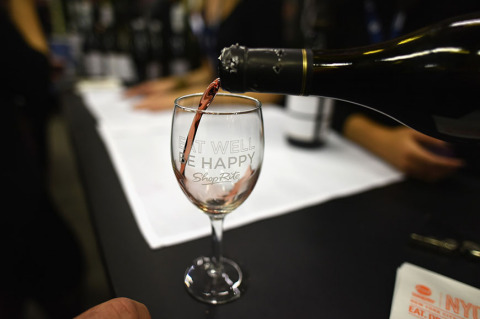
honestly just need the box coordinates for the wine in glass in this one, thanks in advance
[171,86,264,304]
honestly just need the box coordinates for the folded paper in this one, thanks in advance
[80,84,403,249]
[390,263,480,319]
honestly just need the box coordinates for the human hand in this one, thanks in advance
[371,126,464,181]
[123,63,215,111]
[124,77,180,98]
[125,81,213,111]
[123,80,177,111]
[122,77,180,111]
[128,91,179,111]
[344,114,464,182]
[74,298,151,319]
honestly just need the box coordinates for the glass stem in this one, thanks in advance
[209,216,224,270]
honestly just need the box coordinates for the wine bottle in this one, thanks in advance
[284,0,334,148]
[99,0,116,78]
[218,12,480,144]
[82,0,104,77]
[146,18,164,79]
[130,16,150,82]
[112,0,137,85]
[167,2,190,76]
[285,95,334,148]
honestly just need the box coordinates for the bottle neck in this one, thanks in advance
[218,43,404,97]
[217,20,434,97]
[218,45,313,95]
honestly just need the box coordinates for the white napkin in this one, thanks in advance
[78,83,403,249]
[390,263,480,319]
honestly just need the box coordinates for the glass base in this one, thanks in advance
[184,256,242,304]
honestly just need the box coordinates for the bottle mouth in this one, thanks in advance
[218,44,246,93]
[219,44,243,74]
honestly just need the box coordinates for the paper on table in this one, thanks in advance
[79,84,403,249]
[390,263,480,319]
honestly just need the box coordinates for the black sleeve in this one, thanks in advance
[0,8,51,103]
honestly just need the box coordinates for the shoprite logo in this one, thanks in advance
[412,284,435,304]
[415,284,432,296]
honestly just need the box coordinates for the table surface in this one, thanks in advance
[63,92,480,319]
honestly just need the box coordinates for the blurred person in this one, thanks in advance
[124,0,285,110]
[0,0,85,317]
[74,298,151,319]
[328,0,480,181]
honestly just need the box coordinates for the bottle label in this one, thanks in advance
[104,53,117,78]
[116,54,137,83]
[84,51,103,76]
[170,59,190,76]
[285,95,334,143]
[287,95,321,115]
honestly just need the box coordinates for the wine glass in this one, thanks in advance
[171,92,264,304]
